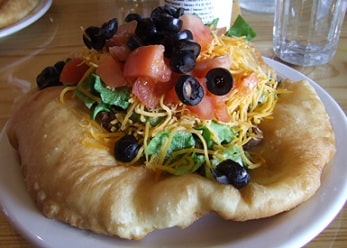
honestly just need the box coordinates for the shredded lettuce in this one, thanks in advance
[93,77,130,110]
[146,131,195,156]
[167,153,205,175]
[208,121,237,144]
[74,73,131,119]
[225,15,256,41]
[211,145,244,167]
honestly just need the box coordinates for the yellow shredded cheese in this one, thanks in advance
[61,31,284,177]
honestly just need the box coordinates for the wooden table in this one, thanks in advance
[0,1,346,247]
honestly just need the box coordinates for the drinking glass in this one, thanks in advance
[273,0,347,66]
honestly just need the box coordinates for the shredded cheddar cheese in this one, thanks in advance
[60,31,283,177]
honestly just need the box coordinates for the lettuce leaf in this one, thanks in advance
[93,77,130,110]
[74,73,131,119]
[208,121,237,144]
[225,15,256,41]
[211,145,244,167]
[146,131,195,156]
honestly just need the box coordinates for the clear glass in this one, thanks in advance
[273,0,347,66]
[239,0,276,14]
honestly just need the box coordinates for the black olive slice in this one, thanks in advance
[100,18,118,39]
[153,13,182,32]
[170,51,196,73]
[135,18,157,43]
[114,135,140,162]
[36,66,63,90]
[125,13,143,23]
[175,39,201,58]
[83,26,106,50]
[213,159,250,188]
[175,75,204,106]
[127,35,143,51]
[206,68,233,96]
[176,30,194,41]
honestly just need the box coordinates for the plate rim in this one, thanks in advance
[0,57,347,248]
[0,0,53,38]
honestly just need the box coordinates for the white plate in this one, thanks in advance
[0,0,52,38]
[0,58,347,248]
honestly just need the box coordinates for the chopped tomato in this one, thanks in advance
[163,73,181,104]
[96,54,128,88]
[132,77,160,109]
[108,44,131,62]
[211,97,231,122]
[164,86,180,105]
[235,72,258,95]
[180,14,213,51]
[186,95,214,120]
[193,55,231,78]
[59,57,89,85]
[123,45,172,83]
[109,20,137,46]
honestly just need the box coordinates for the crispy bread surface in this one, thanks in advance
[0,0,39,28]
[6,80,335,240]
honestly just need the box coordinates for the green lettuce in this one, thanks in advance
[146,131,195,156]
[225,15,256,41]
[74,73,131,119]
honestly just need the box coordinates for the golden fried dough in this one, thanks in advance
[0,0,39,28]
[6,79,335,240]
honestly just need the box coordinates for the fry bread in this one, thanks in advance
[0,0,39,28]
[6,79,335,240]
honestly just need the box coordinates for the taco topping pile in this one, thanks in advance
[36,5,280,189]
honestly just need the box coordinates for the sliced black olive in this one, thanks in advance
[212,159,250,188]
[206,68,233,96]
[114,135,140,162]
[174,39,201,58]
[125,13,143,23]
[153,13,182,32]
[211,168,229,184]
[53,61,66,73]
[176,30,194,41]
[174,7,185,18]
[100,18,118,39]
[135,18,157,44]
[151,5,184,19]
[36,66,63,90]
[127,35,143,51]
[83,26,106,50]
[170,51,196,73]
[175,75,204,106]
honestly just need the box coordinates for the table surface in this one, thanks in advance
[0,1,346,247]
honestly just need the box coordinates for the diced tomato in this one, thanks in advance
[186,95,214,120]
[108,44,131,62]
[163,73,181,104]
[164,86,180,105]
[132,77,160,109]
[123,45,172,83]
[184,77,230,122]
[193,55,231,78]
[59,57,89,85]
[211,97,231,122]
[235,72,258,95]
[109,20,137,46]
[180,14,213,51]
[96,54,128,88]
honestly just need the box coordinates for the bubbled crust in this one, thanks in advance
[0,0,39,28]
[6,80,335,240]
